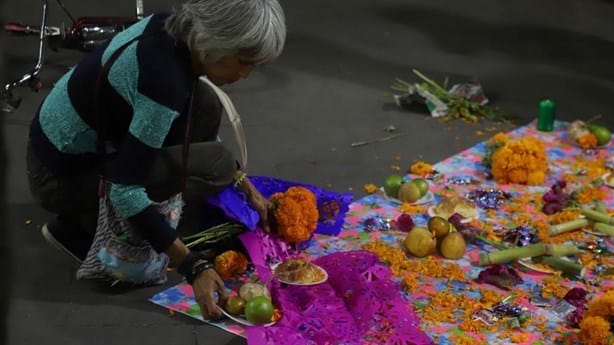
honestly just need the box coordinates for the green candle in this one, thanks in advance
[536,99,555,132]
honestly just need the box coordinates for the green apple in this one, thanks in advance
[411,178,429,197]
[588,124,611,146]
[383,174,404,197]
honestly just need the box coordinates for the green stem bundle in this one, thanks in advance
[478,243,579,266]
[184,222,246,248]
[391,70,511,123]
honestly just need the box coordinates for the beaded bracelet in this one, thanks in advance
[177,251,214,284]
[234,172,247,188]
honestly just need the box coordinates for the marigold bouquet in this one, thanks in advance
[214,250,248,280]
[270,186,319,244]
[484,133,548,185]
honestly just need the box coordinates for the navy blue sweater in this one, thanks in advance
[30,13,201,252]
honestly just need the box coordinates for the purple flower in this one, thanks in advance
[396,214,415,232]
[448,213,483,242]
[542,202,563,215]
[448,213,466,227]
[563,288,588,308]
[567,304,586,327]
[476,264,523,290]
[541,181,570,214]
[542,190,565,203]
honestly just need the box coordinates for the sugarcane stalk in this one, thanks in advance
[543,244,580,257]
[537,257,586,277]
[582,207,614,225]
[478,243,579,266]
[595,202,608,215]
[594,222,614,237]
[549,219,590,236]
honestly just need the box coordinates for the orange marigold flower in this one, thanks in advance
[491,137,548,185]
[577,133,598,149]
[510,332,530,343]
[571,157,607,181]
[541,275,568,299]
[270,186,319,243]
[410,161,433,176]
[574,186,608,204]
[584,290,614,318]
[527,170,546,185]
[214,250,248,279]
[399,203,427,214]
[492,132,509,144]
[579,316,612,345]
[363,183,378,194]
[549,209,582,225]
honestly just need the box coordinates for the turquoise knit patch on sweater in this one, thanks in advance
[39,69,97,153]
[109,183,151,218]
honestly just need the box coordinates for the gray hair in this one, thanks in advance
[165,0,286,64]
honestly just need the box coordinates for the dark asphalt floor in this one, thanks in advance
[1,0,613,344]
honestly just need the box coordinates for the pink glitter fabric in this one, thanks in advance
[246,249,433,345]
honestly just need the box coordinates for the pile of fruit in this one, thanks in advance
[568,120,611,149]
[224,283,279,325]
[404,216,467,260]
[383,174,430,203]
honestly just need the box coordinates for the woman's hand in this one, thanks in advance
[192,268,228,320]
[235,172,273,232]
[248,188,272,232]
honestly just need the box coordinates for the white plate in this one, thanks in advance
[602,172,614,189]
[427,206,477,223]
[582,229,608,237]
[379,187,435,205]
[271,262,328,286]
[517,259,556,275]
[218,305,277,327]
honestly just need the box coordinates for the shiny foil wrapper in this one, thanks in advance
[362,216,393,232]
[466,189,511,210]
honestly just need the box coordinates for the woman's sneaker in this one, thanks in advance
[41,220,90,265]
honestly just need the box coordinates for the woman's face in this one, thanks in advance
[196,53,257,86]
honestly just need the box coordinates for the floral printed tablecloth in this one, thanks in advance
[150,120,613,345]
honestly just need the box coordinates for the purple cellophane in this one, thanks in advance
[206,176,353,236]
[246,250,433,345]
